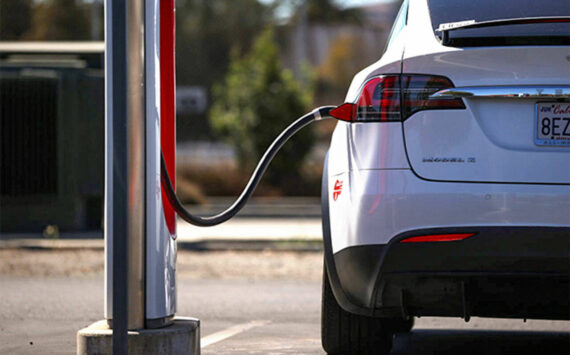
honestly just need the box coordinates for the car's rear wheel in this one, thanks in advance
[387,316,414,334]
[321,261,394,355]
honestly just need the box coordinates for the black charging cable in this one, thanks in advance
[160,106,335,227]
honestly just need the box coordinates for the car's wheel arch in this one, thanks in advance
[321,152,375,317]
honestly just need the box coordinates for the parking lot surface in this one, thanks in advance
[0,249,568,354]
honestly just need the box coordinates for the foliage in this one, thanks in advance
[25,0,90,41]
[209,28,315,191]
[0,0,32,40]
[292,0,362,24]
[176,0,274,91]
[175,0,275,140]
[318,33,369,101]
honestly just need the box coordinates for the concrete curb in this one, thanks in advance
[77,317,200,355]
[0,238,323,252]
[0,239,105,250]
[178,239,323,252]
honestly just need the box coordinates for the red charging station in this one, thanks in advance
[160,0,177,237]
[76,0,200,353]
[81,1,331,352]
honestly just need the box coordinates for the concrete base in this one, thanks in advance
[77,317,200,355]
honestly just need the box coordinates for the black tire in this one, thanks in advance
[321,262,393,355]
[386,317,414,335]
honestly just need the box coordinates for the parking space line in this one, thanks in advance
[201,320,270,348]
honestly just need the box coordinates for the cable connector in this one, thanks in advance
[313,106,333,121]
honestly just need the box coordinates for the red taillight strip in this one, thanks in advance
[400,233,475,243]
[329,74,465,123]
[380,76,399,122]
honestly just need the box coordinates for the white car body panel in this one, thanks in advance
[404,47,570,87]
[404,106,570,184]
[327,122,409,176]
[349,123,410,170]
[327,0,570,254]
[327,122,350,177]
[329,169,570,254]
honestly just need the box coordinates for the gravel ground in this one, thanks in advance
[0,249,323,281]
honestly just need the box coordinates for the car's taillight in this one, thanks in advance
[355,76,401,122]
[401,75,465,119]
[400,233,475,243]
[329,74,465,122]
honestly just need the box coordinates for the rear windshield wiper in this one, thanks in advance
[436,16,570,45]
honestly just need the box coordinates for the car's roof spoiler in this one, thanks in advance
[436,16,570,45]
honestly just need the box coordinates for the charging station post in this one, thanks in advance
[77,0,200,353]
[76,0,336,352]
[108,0,132,352]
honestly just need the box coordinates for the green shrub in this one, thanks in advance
[210,28,314,193]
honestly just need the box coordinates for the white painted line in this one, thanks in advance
[202,320,270,348]
[177,218,322,241]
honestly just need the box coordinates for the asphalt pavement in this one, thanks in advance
[0,249,569,354]
[1,199,569,354]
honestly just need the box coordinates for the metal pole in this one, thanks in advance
[126,0,146,331]
[109,0,128,352]
[108,0,146,353]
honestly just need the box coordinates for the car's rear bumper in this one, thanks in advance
[328,169,570,253]
[327,226,570,320]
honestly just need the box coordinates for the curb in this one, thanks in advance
[178,239,323,252]
[0,238,323,252]
[0,239,104,250]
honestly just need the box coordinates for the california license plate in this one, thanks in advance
[535,102,570,147]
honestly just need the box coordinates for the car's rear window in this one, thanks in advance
[427,0,570,47]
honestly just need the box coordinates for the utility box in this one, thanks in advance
[0,42,104,234]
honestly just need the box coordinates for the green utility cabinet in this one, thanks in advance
[0,43,104,235]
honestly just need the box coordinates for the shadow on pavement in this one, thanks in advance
[392,329,570,355]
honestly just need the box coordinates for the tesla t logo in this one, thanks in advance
[333,180,343,201]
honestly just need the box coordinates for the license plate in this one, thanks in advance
[535,102,570,147]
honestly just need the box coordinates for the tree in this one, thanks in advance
[25,0,90,41]
[175,0,274,140]
[292,0,362,24]
[176,0,274,90]
[317,33,369,103]
[209,28,314,192]
[0,0,32,40]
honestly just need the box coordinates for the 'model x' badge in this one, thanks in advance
[333,179,343,201]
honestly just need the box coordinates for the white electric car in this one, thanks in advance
[321,0,570,353]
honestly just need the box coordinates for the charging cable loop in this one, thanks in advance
[161,106,336,227]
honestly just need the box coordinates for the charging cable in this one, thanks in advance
[160,106,335,227]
